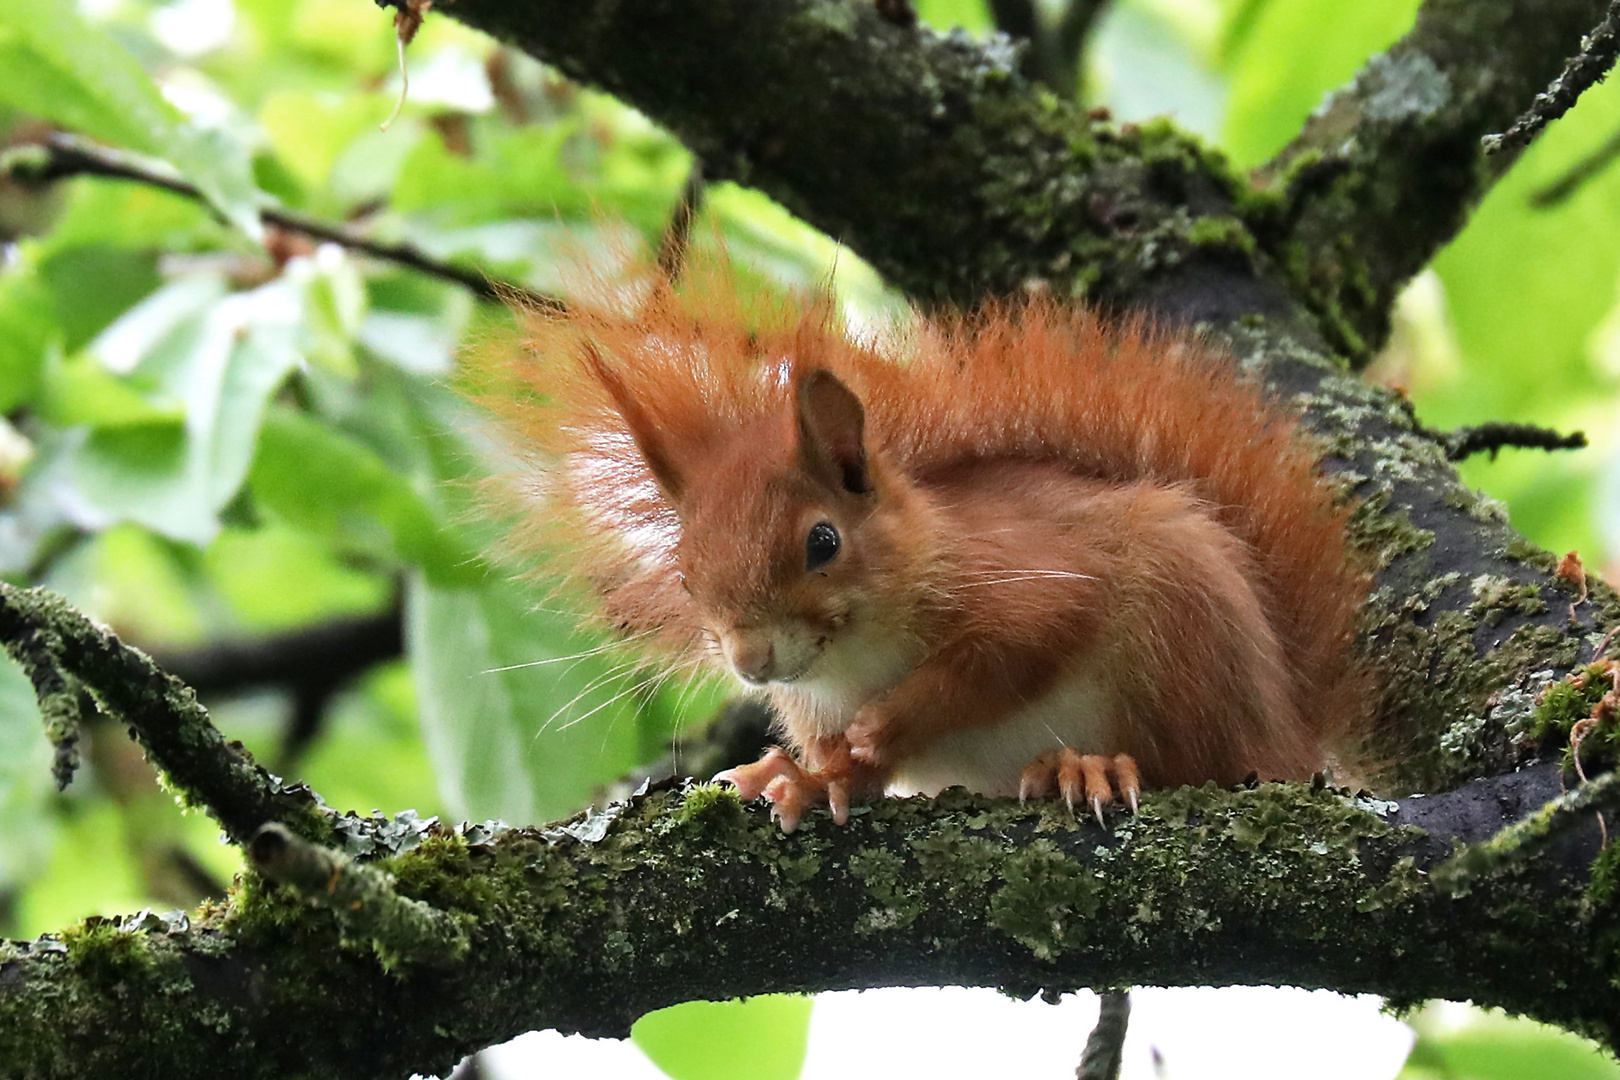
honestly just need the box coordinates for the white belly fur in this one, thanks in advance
[885,664,1115,798]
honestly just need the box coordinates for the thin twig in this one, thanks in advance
[1053,0,1110,96]
[1484,0,1620,155]
[987,0,1108,94]
[1077,990,1130,1080]
[1,134,560,310]
[1436,421,1587,462]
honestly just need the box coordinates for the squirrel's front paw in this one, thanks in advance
[715,748,836,833]
[714,747,801,802]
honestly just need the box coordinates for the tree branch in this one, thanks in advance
[414,0,1610,808]
[1,769,1612,1079]
[436,0,1316,336]
[1263,0,1613,356]
[0,134,559,310]
[1485,0,1620,154]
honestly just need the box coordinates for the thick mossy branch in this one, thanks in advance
[2,773,1614,1079]
[1263,0,1613,357]
[0,583,330,846]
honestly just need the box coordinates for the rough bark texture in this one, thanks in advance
[4,0,1620,1076]
[2,772,1614,1080]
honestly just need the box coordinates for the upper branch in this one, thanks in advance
[1262,0,1613,356]
[439,0,1321,335]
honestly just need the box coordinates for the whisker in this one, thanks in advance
[955,571,1098,587]
[534,656,646,736]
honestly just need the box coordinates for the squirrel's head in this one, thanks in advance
[594,353,932,691]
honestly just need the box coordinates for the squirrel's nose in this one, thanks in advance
[726,635,775,684]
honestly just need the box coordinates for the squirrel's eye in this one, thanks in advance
[805,521,840,571]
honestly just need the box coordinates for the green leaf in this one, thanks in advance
[632,996,813,1080]
[63,276,303,544]
[0,654,53,905]
[249,407,478,582]
[1400,1012,1620,1080]
[204,524,393,632]
[0,0,261,239]
[1219,0,1423,166]
[13,799,147,937]
[39,245,161,352]
[40,354,183,428]
[0,244,56,412]
[407,570,660,824]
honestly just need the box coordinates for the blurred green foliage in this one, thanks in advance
[1,0,1618,1077]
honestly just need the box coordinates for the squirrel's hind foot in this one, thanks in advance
[1018,749,1140,826]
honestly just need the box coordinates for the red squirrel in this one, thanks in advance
[489,256,1371,831]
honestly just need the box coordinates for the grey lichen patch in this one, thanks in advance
[1489,667,1561,743]
[1469,574,1548,629]
[1361,51,1453,123]
[988,839,1103,960]
[794,0,860,38]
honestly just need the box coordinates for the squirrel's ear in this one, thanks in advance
[583,343,683,500]
[795,367,871,495]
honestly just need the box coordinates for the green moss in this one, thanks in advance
[1589,842,1620,906]
[1504,538,1561,574]
[988,839,1103,960]
[1443,484,1510,523]
[848,847,923,933]
[1187,215,1258,256]
[1356,856,1425,913]
[675,782,747,829]
[62,920,158,985]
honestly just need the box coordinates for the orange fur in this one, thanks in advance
[484,253,1371,810]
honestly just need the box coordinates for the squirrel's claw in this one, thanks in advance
[1020,748,1141,827]
[713,747,800,801]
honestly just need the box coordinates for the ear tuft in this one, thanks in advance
[795,367,871,495]
[584,342,683,500]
